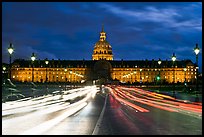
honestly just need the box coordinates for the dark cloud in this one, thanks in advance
[2,2,202,72]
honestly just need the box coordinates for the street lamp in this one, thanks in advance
[31,53,36,82]
[194,44,200,93]
[45,58,49,82]
[45,58,49,94]
[140,68,142,87]
[194,43,200,101]
[184,68,187,92]
[3,66,6,71]
[64,68,67,91]
[171,53,176,98]
[184,68,187,82]
[31,53,36,97]
[3,66,7,83]
[158,58,162,90]
[8,43,14,80]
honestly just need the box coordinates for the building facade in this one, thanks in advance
[10,26,197,84]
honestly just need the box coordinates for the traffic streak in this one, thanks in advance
[2,86,99,135]
[107,85,202,116]
[2,85,202,135]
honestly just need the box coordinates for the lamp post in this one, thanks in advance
[158,58,162,90]
[3,66,6,83]
[184,68,187,92]
[140,68,142,87]
[194,43,200,101]
[45,58,49,94]
[31,53,36,97]
[31,53,36,82]
[184,68,187,82]
[133,70,136,86]
[8,43,14,80]
[45,58,49,82]
[172,53,176,98]
[194,44,200,92]
[64,68,67,91]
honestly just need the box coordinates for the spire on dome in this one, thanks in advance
[102,23,104,32]
[100,24,106,41]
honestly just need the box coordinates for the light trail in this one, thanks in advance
[107,85,202,115]
[107,87,149,112]
[2,102,69,127]
[3,86,99,114]
[2,86,99,135]
[19,102,88,135]
[2,94,54,111]
[18,86,99,135]
[115,87,178,112]
[2,95,64,116]
[2,100,66,117]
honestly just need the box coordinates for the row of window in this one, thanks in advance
[12,71,84,75]
[13,65,88,68]
[94,51,112,54]
[95,45,111,48]
[12,75,83,79]
[114,72,196,75]
[113,68,196,71]
[116,76,192,80]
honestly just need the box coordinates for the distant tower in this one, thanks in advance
[92,25,113,60]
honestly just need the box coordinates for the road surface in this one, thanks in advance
[2,85,202,135]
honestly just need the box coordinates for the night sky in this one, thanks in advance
[2,2,202,72]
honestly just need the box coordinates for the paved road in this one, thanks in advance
[2,85,202,135]
[2,86,102,135]
[97,94,202,135]
[43,92,106,135]
[96,86,202,135]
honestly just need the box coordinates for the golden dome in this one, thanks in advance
[92,25,113,60]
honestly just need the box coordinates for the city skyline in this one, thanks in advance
[2,2,202,72]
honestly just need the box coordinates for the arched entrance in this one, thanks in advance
[93,60,112,84]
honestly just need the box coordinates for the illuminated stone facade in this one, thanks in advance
[10,26,197,84]
[110,60,196,84]
[11,60,90,83]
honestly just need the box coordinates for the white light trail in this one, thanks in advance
[19,102,88,135]
[3,86,99,135]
